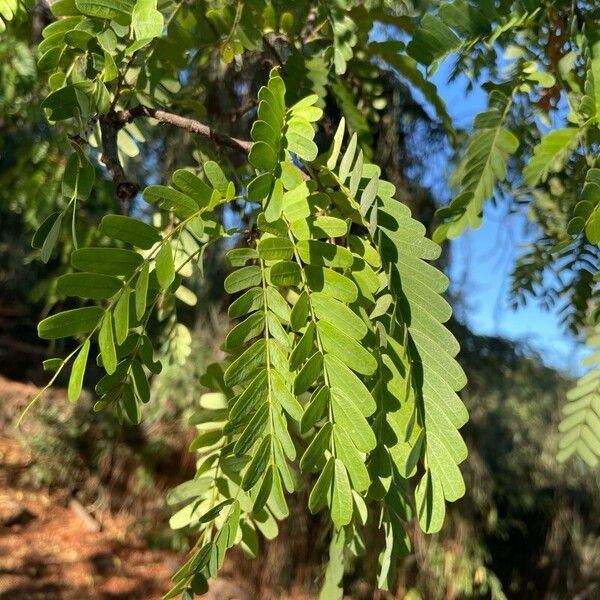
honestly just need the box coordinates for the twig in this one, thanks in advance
[69,497,102,532]
[230,99,258,122]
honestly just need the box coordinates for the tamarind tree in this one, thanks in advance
[5,0,600,597]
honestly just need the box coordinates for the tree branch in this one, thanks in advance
[113,105,309,182]
[99,116,139,211]
[99,106,253,205]
[114,105,253,154]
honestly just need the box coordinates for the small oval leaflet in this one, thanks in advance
[68,339,90,402]
[72,247,143,277]
[57,272,123,299]
[155,242,175,289]
[99,214,160,249]
[224,265,261,294]
[38,306,104,340]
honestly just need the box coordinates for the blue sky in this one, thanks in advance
[427,62,585,375]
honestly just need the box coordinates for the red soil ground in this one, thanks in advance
[0,377,180,599]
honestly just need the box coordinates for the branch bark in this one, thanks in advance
[99,115,139,211]
[99,106,253,205]
[114,105,253,154]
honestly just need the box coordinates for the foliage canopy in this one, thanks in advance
[4,0,600,597]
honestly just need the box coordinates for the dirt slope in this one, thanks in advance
[0,375,179,599]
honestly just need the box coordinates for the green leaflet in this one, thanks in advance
[300,422,332,472]
[270,261,301,287]
[71,247,143,277]
[225,266,262,293]
[131,360,150,404]
[309,456,334,514]
[122,384,141,424]
[333,425,370,492]
[42,82,93,122]
[68,340,90,402]
[155,242,175,289]
[311,292,367,340]
[407,1,497,66]
[229,370,267,426]
[304,266,358,303]
[75,0,135,21]
[294,352,323,394]
[425,432,466,501]
[99,215,160,249]
[114,287,130,345]
[407,13,461,65]
[224,339,266,388]
[227,247,259,267]
[331,459,353,526]
[271,465,291,516]
[33,212,62,264]
[132,0,163,40]
[38,307,104,340]
[253,465,274,513]
[62,150,95,200]
[172,169,213,207]
[338,133,357,183]
[271,371,303,421]
[290,291,310,331]
[135,262,149,320]
[57,272,122,299]
[266,287,290,323]
[203,161,229,196]
[257,236,294,261]
[99,312,117,375]
[331,387,376,453]
[280,163,305,190]
[247,173,273,203]
[558,328,600,467]
[43,359,63,373]
[324,355,376,416]
[249,141,278,171]
[290,216,348,240]
[296,239,353,269]
[326,116,346,170]
[287,132,318,161]
[301,386,329,433]
[415,470,445,534]
[318,321,376,375]
[265,179,284,223]
[234,403,269,456]
[523,128,581,187]
[225,312,265,349]
[242,434,272,490]
[143,185,199,218]
[289,322,315,370]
